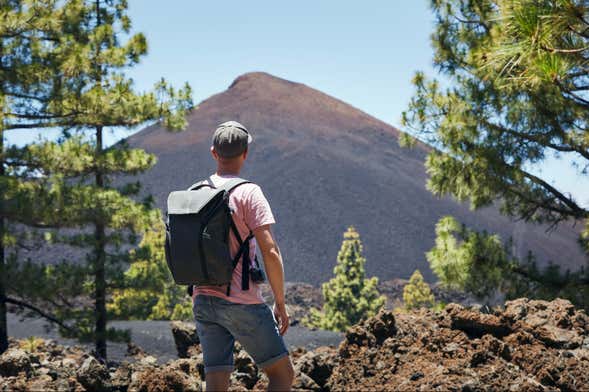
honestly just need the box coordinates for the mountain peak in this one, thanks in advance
[228,71,301,90]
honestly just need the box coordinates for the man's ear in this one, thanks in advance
[210,146,218,160]
[243,149,248,161]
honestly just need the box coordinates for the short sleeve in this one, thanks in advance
[243,185,276,231]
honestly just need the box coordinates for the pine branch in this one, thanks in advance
[4,121,70,130]
[7,112,81,120]
[518,168,587,218]
[502,180,582,224]
[483,120,589,160]
[4,296,76,335]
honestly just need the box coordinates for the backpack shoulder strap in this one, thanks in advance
[187,177,251,193]
[217,177,251,194]
[187,177,215,191]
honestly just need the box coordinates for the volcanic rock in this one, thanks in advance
[76,356,110,391]
[234,351,259,389]
[292,372,321,391]
[0,348,32,377]
[327,298,589,391]
[170,320,200,358]
[129,365,201,392]
[294,346,337,388]
[126,342,146,357]
[443,303,512,338]
[110,362,134,391]
[2,297,588,391]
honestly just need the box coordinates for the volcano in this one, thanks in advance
[127,72,586,285]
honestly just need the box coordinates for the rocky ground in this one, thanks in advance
[330,298,589,391]
[2,297,588,391]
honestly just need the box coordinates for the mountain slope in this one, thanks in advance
[128,72,586,285]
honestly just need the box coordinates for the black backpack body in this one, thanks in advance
[165,177,263,294]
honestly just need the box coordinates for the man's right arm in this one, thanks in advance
[253,224,289,335]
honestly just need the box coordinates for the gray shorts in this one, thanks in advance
[193,295,289,373]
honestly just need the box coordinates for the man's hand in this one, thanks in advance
[273,302,289,335]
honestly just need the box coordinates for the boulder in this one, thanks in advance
[365,309,397,344]
[0,348,32,377]
[129,367,201,392]
[126,342,146,357]
[25,375,53,391]
[138,355,158,366]
[533,324,583,349]
[344,325,376,348]
[0,375,28,391]
[294,347,336,388]
[444,303,511,338]
[503,298,587,349]
[292,372,321,391]
[171,321,200,358]
[233,351,259,389]
[110,362,133,391]
[75,356,110,392]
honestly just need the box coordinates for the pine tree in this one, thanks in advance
[48,0,191,360]
[3,0,192,360]
[305,227,385,332]
[401,0,589,247]
[403,270,435,310]
[0,0,77,354]
[108,217,192,321]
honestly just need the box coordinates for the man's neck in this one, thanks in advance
[216,168,240,176]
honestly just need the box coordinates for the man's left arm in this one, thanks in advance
[254,224,289,335]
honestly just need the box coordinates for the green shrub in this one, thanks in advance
[403,270,436,310]
[304,227,385,332]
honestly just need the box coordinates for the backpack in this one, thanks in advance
[164,177,261,295]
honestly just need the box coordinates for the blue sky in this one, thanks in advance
[6,0,589,206]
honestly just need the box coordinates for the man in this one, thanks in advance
[192,121,294,391]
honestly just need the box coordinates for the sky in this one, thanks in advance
[6,0,589,206]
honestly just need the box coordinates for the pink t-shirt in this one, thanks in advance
[193,174,275,304]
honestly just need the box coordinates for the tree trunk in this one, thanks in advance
[94,222,107,359]
[92,0,107,361]
[0,218,7,356]
[0,128,8,354]
[94,124,107,360]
